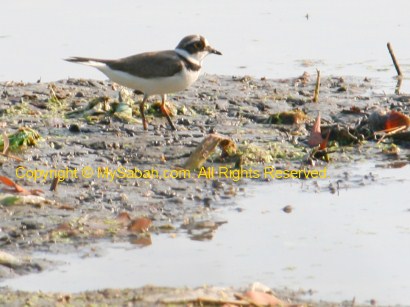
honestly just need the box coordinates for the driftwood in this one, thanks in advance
[183,133,236,170]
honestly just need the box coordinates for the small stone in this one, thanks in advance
[177,118,191,126]
[21,220,45,230]
[88,141,107,150]
[203,197,212,207]
[68,124,81,133]
[282,205,293,213]
[50,141,64,150]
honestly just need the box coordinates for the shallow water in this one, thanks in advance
[2,0,410,92]
[3,162,410,305]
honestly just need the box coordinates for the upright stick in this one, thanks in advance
[313,69,321,103]
[387,42,403,77]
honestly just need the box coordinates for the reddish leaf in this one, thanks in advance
[319,130,331,150]
[0,175,26,193]
[308,113,323,147]
[128,217,152,233]
[117,211,132,226]
[243,291,284,306]
[13,184,26,193]
[0,175,17,188]
[385,110,410,130]
[0,175,42,195]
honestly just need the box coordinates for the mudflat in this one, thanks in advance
[1,73,409,306]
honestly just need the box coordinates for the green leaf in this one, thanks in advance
[0,196,20,206]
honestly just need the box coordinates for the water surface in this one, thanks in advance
[3,162,410,305]
[1,0,410,92]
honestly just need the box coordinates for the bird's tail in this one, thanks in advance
[64,57,109,68]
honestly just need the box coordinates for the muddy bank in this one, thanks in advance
[0,74,409,306]
[0,284,379,307]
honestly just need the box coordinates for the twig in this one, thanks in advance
[50,177,59,192]
[375,125,407,144]
[387,42,403,77]
[313,69,320,102]
[0,152,24,162]
[2,131,9,155]
[395,77,402,95]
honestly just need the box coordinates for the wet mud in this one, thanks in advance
[0,73,409,306]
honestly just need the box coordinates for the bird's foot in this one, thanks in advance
[160,103,177,131]
[142,118,148,131]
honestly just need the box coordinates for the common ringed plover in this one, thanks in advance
[65,34,222,131]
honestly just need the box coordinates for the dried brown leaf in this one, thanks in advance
[128,217,152,233]
[183,133,236,170]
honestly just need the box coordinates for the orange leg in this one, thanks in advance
[139,95,148,131]
[160,94,177,131]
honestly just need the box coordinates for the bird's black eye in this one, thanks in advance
[193,42,203,50]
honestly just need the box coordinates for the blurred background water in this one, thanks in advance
[1,0,410,92]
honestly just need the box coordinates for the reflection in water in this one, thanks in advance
[182,219,228,241]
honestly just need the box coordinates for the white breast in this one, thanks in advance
[97,64,201,96]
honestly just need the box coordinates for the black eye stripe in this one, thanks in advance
[181,40,206,54]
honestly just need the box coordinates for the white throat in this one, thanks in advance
[174,48,202,66]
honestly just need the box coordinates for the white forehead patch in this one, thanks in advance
[203,37,209,46]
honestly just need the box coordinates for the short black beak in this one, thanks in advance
[207,46,222,55]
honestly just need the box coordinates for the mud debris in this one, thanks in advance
[0,74,409,306]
